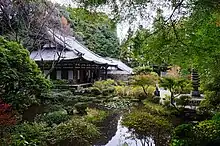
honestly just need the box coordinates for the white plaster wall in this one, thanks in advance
[68,70,73,80]
[56,70,61,79]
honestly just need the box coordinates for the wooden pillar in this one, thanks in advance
[73,63,75,83]
[105,64,108,80]
[61,61,63,80]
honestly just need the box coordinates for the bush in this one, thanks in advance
[35,110,70,126]
[48,118,100,146]
[172,124,194,145]
[171,120,220,146]
[102,87,115,96]
[52,79,69,85]
[75,102,88,115]
[0,37,50,112]
[8,122,50,146]
[115,86,133,97]
[144,101,171,116]
[85,108,109,125]
[133,66,153,75]
[212,112,220,121]
[122,110,172,145]
[150,96,161,104]
[93,79,116,90]
[175,95,191,107]
[90,87,102,95]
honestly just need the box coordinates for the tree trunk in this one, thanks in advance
[142,85,148,97]
[170,90,180,112]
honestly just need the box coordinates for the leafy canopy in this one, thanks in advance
[68,8,120,58]
[0,37,50,111]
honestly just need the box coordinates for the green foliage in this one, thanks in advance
[93,79,116,89]
[122,109,172,145]
[160,77,191,109]
[49,118,100,146]
[90,87,102,95]
[171,124,194,146]
[0,37,50,111]
[102,87,115,96]
[171,120,220,146]
[131,74,158,99]
[143,101,171,116]
[133,66,153,75]
[132,74,158,87]
[85,108,109,125]
[42,90,78,105]
[35,110,70,126]
[114,85,155,100]
[67,8,120,58]
[9,122,50,146]
[175,95,191,108]
[212,113,220,121]
[91,79,116,95]
[75,102,88,115]
[199,75,220,112]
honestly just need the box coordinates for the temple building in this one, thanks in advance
[30,29,132,84]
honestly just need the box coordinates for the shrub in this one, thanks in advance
[212,112,220,121]
[48,118,100,146]
[102,87,115,96]
[8,122,50,146]
[93,79,116,90]
[90,87,102,95]
[173,124,193,138]
[144,101,171,116]
[133,66,153,75]
[150,96,161,104]
[131,74,158,99]
[132,86,146,100]
[175,95,191,107]
[52,79,69,85]
[35,110,70,126]
[0,37,51,112]
[0,102,17,126]
[85,108,109,125]
[171,120,220,146]
[75,102,88,115]
[122,110,172,145]
[115,86,133,97]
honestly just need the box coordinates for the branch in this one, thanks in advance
[141,85,148,97]
[171,20,188,47]
[166,0,185,23]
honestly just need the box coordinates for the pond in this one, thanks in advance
[94,114,155,146]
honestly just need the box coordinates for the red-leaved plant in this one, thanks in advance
[0,100,16,126]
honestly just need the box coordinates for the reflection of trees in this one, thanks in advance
[93,112,120,145]
[122,110,172,146]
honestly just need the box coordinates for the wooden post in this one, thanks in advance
[105,64,108,80]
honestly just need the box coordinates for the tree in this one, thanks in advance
[0,0,69,51]
[159,77,190,110]
[67,8,120,58]
[0,37,50,112]
[132,73,158,98]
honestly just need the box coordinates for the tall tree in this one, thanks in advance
[67,8,120,58]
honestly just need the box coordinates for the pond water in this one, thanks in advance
[94,116,155,146]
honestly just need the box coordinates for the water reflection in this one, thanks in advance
[95,117,155,146]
